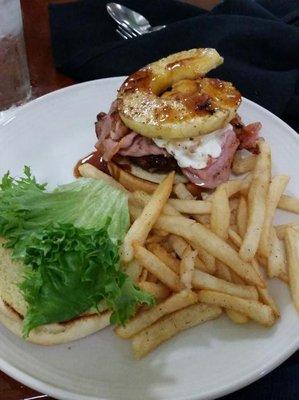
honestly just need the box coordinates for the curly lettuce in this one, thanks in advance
[0,168,153,336]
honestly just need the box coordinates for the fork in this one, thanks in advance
[116,22,166,39]
[116,24,137,40]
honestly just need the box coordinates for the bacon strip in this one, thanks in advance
[182,129,240,189]
[95,100,167,161]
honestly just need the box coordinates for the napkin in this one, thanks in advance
[49,0,299,132]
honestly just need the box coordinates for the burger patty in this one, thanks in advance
[127,155,180,173]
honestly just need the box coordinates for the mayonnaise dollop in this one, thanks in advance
[153,126,229,169]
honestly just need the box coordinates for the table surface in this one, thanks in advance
[1,1,296,400]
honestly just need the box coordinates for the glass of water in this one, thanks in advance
[0,0,31,111]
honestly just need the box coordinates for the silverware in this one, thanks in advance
[116,24,137,40]
[107,2,166,38]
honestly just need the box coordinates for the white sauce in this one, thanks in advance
[153,126,229,169]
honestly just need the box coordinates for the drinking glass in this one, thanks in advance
[0,0,31,111]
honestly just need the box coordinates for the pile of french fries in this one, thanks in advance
[79,139,299,359]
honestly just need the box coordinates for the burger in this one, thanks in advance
[85,49,260,195]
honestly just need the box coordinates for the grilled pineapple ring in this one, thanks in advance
[117,48,241,139]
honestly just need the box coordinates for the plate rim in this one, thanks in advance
[0,77,298,400]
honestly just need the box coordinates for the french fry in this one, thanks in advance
[239,174,254,196]
[229,200,239,228]
[147,272,158,283]
[125,259,142,283]
[180,247,197,289]
[116,290,198,339]
[163,204,181,216]
[278,195,299,214]
[227,174,253,198]
[275,222,299,240]
[223,180,243,198]
[278,272,289,283]
[147,242,180,274]
[250,258,280,316]
[173,182,209,227]
[134,244,182,292]
[212,256,249,323]
[256,285,280,317]
[230,270,243,284]
[138,281,170,300]
[211,185,230,240]
[194,214,211,226]
[284,228,299,310]
[129,205,142,221]
[130,191,146,208]
[160,239,173,253]
[173,182,212,226]
[188,241,216,274]
[221,262,248,329]
[146,234,164,244]
[122,172,174,262]
[168,235,210,273]
[192,270,258,300]
[153,229,169,237]
[226,310,249,324]
[174,183,194,200]
[229,228,265,284]
[138,281,170,301]
[108,161,157,193]
[216,261,232,282]
[132,191,180,216]
[229,198,240,212]
[232,152,257,175]
[237,197,248,238]
[230,210,237,227]
[259,175,289,258]
[78,163,128,192]
[156,215,263,287]
[132,303,222,359]
[198,290,275,326]
[168,199,211,214]
[139,268,148,282]
[240,140,271,261]
[206,175,252,202]
[168,235,188,256]
[268,228,288,279]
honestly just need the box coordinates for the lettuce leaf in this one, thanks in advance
[0,168,154,336]
[0,166,129,245]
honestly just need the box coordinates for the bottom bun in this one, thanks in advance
[0,239,111,345]
[0,297,111,346]
[108,160,187,193]
[108,161,158,193]
[108,161,204,198]
[128,163,187,185]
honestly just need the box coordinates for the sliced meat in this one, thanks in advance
[230,115,244,132]
[95,100,167,161]
[182,129,239,189]
[96,100,130,142]
[231,115,261,153]
[119,135,168,158]
[238,122,261,152]
[99,132,138,161]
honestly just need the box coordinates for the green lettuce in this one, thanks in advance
[0,167,154,336]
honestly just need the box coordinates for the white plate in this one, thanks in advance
[0,77,298,400]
